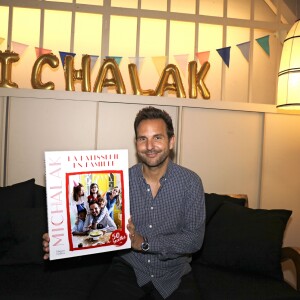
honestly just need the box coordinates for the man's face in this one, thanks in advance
[90,203,100,217]
[136,119,174,169]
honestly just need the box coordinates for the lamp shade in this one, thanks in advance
[277,19,300,109]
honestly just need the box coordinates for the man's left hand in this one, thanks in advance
[127,216,144,251]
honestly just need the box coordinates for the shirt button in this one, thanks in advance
[147,188,150,192]
[150,207,154,210]
[151,275,154,278]
[149,225,152,228]
[148,259,151,263]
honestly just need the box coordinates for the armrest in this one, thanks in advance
[281,246,300,291]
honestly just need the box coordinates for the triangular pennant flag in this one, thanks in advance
[89,55,99,70]
[237,41,250,62]
[216,46,231,67]
[152,56,167,76]
[106,56,122,65]
[174,54,189,77]
[0,37,5,46]
[128,57,137,65]
[195,51,210,65]
[128,56,145,73]
[256,35,270,56]
[35,47,52,58]
[11,41,28,55]
[59,51,76,67]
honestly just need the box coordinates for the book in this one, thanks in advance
[44,149,130,260]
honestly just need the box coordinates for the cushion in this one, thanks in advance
[0,261,112,300]
[204,193,247,224]
[0,179,36,243]
[192,263,300,300]
[0,178,35,209]
[33,184,47,208]
[196,202,292,281]
[0,207,47,265]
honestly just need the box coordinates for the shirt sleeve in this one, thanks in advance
[102,215,117,232]
[95,207,108,223]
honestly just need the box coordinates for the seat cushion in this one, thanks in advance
[0,207,47,265]
[0,254,112,300]
[192,263,300,300]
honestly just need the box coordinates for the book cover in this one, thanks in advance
[45,149,130,260]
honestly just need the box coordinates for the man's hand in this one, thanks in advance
[42,233,50,260]
[127,216,144,251]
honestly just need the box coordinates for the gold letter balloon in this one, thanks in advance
[31,53,59,90]
[64,54,91,92]
[93,58,126,94]
[155,64,186,98]
[128,63,155,96]
[2,49,210,100]
[188,61,210,99]
[0,50,20,88]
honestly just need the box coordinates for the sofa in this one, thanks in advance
[0,178,300,300]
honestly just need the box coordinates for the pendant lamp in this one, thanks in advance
[277,19,300,109]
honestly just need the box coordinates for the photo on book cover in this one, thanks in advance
[45,149,130,260]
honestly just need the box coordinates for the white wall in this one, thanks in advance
[1,87,300,248]
[180,107,264,208]
[261,113,300,247]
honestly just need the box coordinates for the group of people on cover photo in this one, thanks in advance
[70,176,122,241]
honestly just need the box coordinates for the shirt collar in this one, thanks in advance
[137,159,174,182]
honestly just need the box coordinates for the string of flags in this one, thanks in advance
[0,35,270,76]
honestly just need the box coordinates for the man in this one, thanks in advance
[84,199,117,233]
[43,106,205,299]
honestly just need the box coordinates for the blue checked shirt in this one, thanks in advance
[121,160,205,299]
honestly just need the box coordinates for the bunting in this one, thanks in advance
[255,35,270,56]
[106,56,122,65]
[89,55,99,70]
[216,46,231,67]
[195,51,210,65]
[11,41,28,55]
[152,56,167,76]
[237,42,250,62]
[128,56,145,73]
[0,33,273,73]
[35,47,52,58]
[59,51,76,67]
[174,54,189,76]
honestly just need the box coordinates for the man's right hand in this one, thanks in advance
[42,233,50,260]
